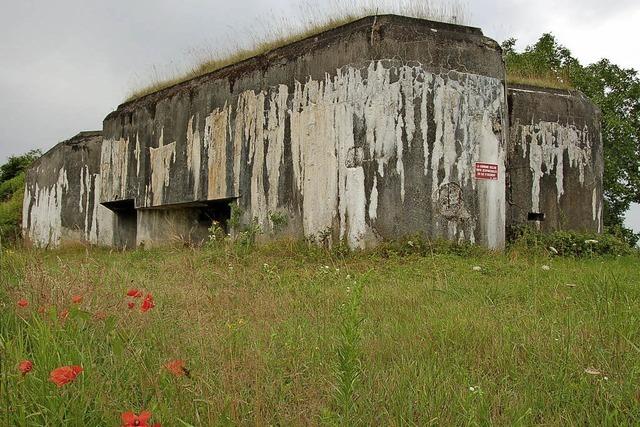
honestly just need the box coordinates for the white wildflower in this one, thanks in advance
[541,265,551,271]
[472,266,482,272]
[407,240,415,247]
[469,386,475,392]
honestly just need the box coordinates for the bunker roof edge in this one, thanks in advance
[108,14,495,117]
[28,131,102,171]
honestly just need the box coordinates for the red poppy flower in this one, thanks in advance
[72,295,83,304]
[59,308,69,320]
[121,411,154,427]
[127,302,135,309]
[17,299,28,308]
[19,360,33,376]
[127,289,143,298]
[49,365,83,387]
[140,294,155,312]
[164,359,189,377]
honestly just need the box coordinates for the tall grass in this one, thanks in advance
[1,241,639,425]
[125,0,469,101]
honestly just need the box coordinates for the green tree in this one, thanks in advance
[503,34,640,244]
[0,149,41,243]
[0,149,41,184]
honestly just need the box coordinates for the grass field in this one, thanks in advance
[1,241,639,426]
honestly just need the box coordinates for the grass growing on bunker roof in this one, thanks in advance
[502,36,575,90]
[506,70,573,90]
[124,0,469,102]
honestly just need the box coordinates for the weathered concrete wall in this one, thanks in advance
[136,208,210,248]
[101,15,507,249]
[22,131,114,247]
[506,85,603,234]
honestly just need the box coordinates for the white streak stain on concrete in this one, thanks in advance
[21,185,31,232]
[186,116,202,199]
[79,165,86,214]
[242,90,269,227]
[134,134,141,176]
[81,166,90,235]
[591,188,603,233]
[100,137,129,201]
[336,101,368,246]
[206,105,230,199]
[264,85,288,215]
[520,121,592,212]
[291,76,339,241]
[369,175,378,221]
[149,133,176,206]
[25,168,68,247]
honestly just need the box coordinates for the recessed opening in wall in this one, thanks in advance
[197,198,236,232]
[102,199,137,248]
[143,197,237,233]
[528,212,545,221]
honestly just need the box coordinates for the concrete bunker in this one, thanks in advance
[506,84,604,235]
[21,15,605,250]
[99,15,507,249]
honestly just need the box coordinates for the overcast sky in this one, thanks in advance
[0,0,638,232]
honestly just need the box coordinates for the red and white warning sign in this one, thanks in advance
[475,162,499,180]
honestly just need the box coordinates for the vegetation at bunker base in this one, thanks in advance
[1,240,639,425]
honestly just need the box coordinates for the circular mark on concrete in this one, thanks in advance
[437,182,464,219]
